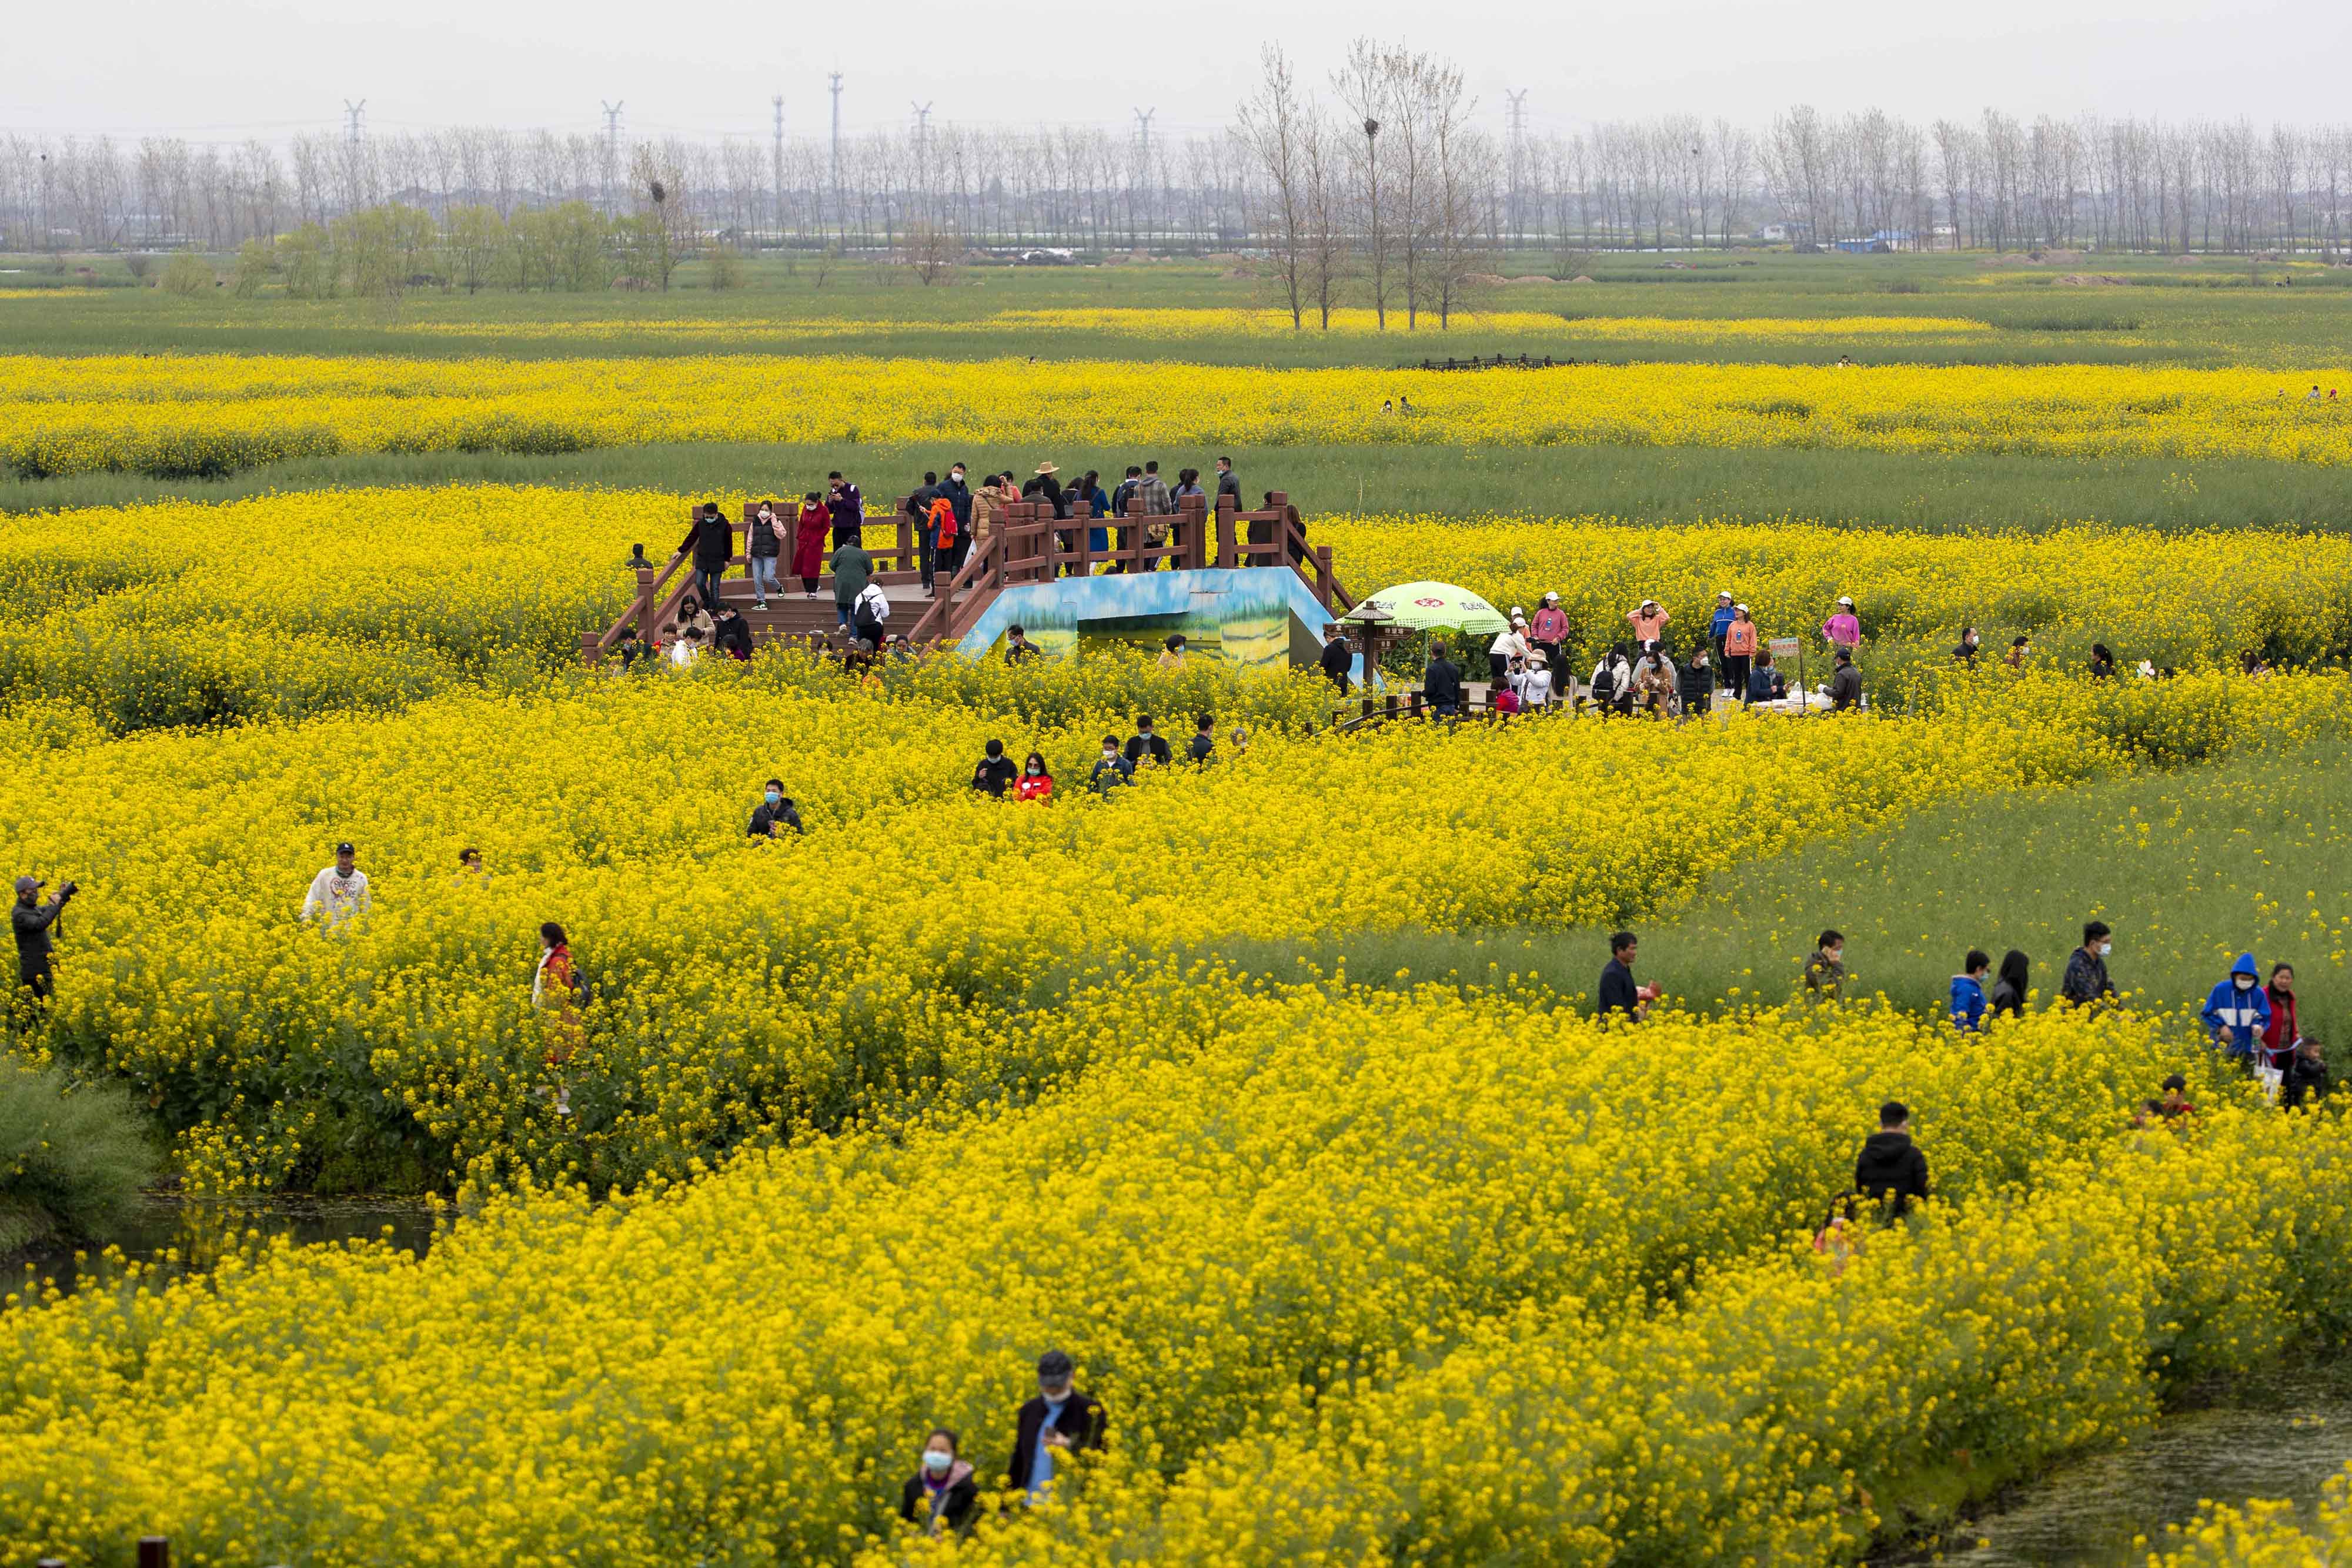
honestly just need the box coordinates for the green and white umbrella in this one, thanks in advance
[1348,581,1510,635]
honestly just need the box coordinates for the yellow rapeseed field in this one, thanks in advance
[12,354,2352,477]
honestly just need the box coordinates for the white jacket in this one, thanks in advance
[1522,668,1555,707]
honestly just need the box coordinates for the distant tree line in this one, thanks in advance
[8,62,2352,267]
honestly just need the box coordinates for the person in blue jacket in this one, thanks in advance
[2200,952,2273,1064]
[1950,949,1990,1031]
[1708,590,1737,663]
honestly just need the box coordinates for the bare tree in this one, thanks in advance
[1236,44,1314,327]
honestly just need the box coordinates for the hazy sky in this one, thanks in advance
[8,0,2337,145]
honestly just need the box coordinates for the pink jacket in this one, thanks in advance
[1822,612,1862,647]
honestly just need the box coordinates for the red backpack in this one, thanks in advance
[929,496,958,546]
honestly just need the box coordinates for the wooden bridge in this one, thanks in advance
[582,490,1357,662]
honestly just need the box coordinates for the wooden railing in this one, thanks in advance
[584,490,1355,661]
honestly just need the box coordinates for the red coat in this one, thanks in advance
[794,505,831,578]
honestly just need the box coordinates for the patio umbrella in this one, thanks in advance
[1348,581,1509,635]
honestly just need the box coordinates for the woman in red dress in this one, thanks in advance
[794,491,832,597]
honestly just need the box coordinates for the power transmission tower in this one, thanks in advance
[828,71,844,243]
[343,99,368,146]
[602,101,625,215]
[1505,89,1528,245]
[771,95,786,247]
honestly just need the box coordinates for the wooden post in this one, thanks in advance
[1073,500,1093,577]
[1188,499,1211,570]
[897,510,914,575]
[1215,493,1237,569]
[634,566,657,641]
[138,1539,170,1568]
[1315,546,1335,608]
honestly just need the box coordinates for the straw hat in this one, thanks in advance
[1034,462,1060,476]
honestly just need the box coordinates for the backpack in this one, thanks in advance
[929,496,958,546]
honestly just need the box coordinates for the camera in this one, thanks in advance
[57,879,78,898]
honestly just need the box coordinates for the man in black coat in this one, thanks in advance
[1123,716,1173,768]
[1596,931,1648,1023]
[1855,1101,1930,1218]
[1422,641,1464,717]
[1006,1349,1107,1502]
[971,740,1018,798]
[679,500,734,617]
[12,874,76,1004]
[1319,632,1354,692]
[747,780,803,838]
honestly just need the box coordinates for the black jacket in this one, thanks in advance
[747,800,804,837]
[1006,1389,1107,1494]
[683,512,734,571]
[899,1472,980,1534]
[1677,660,1715,701]
[1988,978,2024,1019]
[1215,469,1241,502]
[940,476,973,529]
[1423,657,1463,707]
[713,613,754,660]
[1855,1131,1930,1215]
[1187,731,1214,763]
[1596,957,1639,1021]
[744,513,786,558]
[12,897,62,967]
[972,755,1018,797]
[1124,732,1173,766]
[1320,638,1352,683]
[1828,663,1862,711]
[2287,1055,2333,1109]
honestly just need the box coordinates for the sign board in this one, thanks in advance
[1766,637,1801,659]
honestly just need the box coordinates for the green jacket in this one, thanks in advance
[831,543,873,605]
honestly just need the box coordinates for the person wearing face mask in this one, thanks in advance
[2262,963,2303,1082]
[793,492,831,599]
[744,502,784,609]
[939,464,974,579]
[1006,1349,1107,1505]
[899,1427,978,1538]
[1952,627,1981,667]
[747,778,804,838]
[1088,734,1134,794]
[534,921,582,1117]
[1015,751,1054,801]
[971,740,1017,798]
[2201,952,2274,1073]
[2060,920,2116,1009]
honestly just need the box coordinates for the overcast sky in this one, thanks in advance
[8,0,2336,145]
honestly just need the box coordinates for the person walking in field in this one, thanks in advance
[1722,604,1758,703]
[831,536,874,635]
[1016,752,1054,801]
[2263,963,2303,1082]
[1124,715,1172,769]
[2201,952,2273,1072]
[1803,930,1846,999]
[2286,1038,2331,1108]
[1007,1350,1108,1506]
[1529,591,1569,677]
[534,920,582,1117]
[749,779,804,837]
[1989,949,2030,1020]
[1188,715,1216,764]
[1320,630,1354,692]
[1953,627,1981,667]
[972,741,1018,799]
[1488,616,1530,686]
[680,500,733,615]
[2006,636,2032,670]
[794,493,831,599]
[301,842,371,928]
[827,472,864,550]
[1090,735,1134,794]
[1597,931,1657,1023]
[900,1429,980,1539]
[2061,921,2116,1009]
[744,502,785,609]
[1950,950,1991,1031]
[1855,1102,1929,1219]
[1627,599,1671,646]
[1158,634,1187,672]
[1820,596,1862,658]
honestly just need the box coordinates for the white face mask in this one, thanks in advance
[2235,975,2255,990]
[2099,942,2113,957]
[923,1450,953,1475]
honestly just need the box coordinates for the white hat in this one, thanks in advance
[1836,595,1855,606]
[1511,614,1526,627]
[1734,601,1749,613]
[1541,590,1559,603]
[1641,599,1658,609]
[1509,606,1524,617]
[1717,589,1733,599]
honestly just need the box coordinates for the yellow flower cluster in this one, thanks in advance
[6,664,2345,1195]
[13,353,2352,477]
[0,986,2286,1566]
[2153,1476,2352,1566]
[1318,513,2352,671]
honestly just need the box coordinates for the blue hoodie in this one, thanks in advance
[2201,952,2273,1057]
[1949,974,1986,1031]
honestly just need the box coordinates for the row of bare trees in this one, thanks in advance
[13,91,2352,262]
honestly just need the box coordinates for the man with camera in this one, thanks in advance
[12,874,78,1005]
